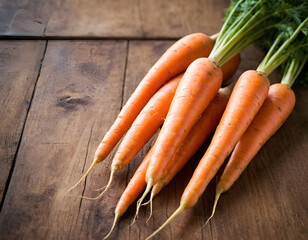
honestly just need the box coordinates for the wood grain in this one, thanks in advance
[0,40,128,239]
[0,40,307,240]
[0,40,46,202]
[1,0,229,38]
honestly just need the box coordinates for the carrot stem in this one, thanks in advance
[104,213,119,239]
[145,205,185,240]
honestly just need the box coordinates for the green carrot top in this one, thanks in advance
[256,16,308,77]
[280,44,308,88]
[208,0,304,67]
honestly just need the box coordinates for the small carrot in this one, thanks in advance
[68,32,215,192]
[103,147,154,239]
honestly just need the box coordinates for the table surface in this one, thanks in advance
[0,1,307,240]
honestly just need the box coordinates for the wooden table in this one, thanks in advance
[0,1,307,239]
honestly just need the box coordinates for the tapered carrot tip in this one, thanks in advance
[65,158,98,195]
[133,179,154,224]
[145,205,185,240]
[77,168,116,200]
[104,213,120,239]
[203,188,223,227]
[146,191,155,224]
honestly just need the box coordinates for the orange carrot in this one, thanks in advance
[68,33,215,192]
[146,70,269,239]
[138,57,223,212]
[207,83,296,223]
[103,147,153,239]
[221,53,241,84]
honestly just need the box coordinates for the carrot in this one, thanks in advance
[67,32,215,192]
[207,18,308,224]
[103,147,153,239]
[221,53,241,84]
[138,57,223,212]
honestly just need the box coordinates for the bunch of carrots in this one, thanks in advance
[67,0,307,239]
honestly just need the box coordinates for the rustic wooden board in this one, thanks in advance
[0,0,228,38]
[0,40,128,239]
[0,40,46,202]
[0,39,307,240]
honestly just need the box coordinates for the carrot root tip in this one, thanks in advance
[203,189,223,228]
[133,179,153,223]
[104,213,119,239]
[77,169,115,201]
[66,159,98,194]
[146,190,155,224]
[145,204,185,240]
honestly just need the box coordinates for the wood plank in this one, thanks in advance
[0,40,46,202]
[73,40,174,240]
[0,40,128,239]
[0,39,307,240]
[1,0,229,38]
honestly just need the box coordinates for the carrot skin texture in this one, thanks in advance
[94,33,214,163]
[221,53,241,84]
[217,83,295,192]
[113,53,241,170]
[112,74,183,170]
[146,58,223,184]
[181,70,270,208]
[153,87,230,195]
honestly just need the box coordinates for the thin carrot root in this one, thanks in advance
[78,169,116,200]
[203,189,223,228]
[65,159,98,194]
[146,191,155,224]
[133,179,153,223]
[104,213,119,239]
[145,205,185,240]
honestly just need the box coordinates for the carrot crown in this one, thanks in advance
[209,0,297,66]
